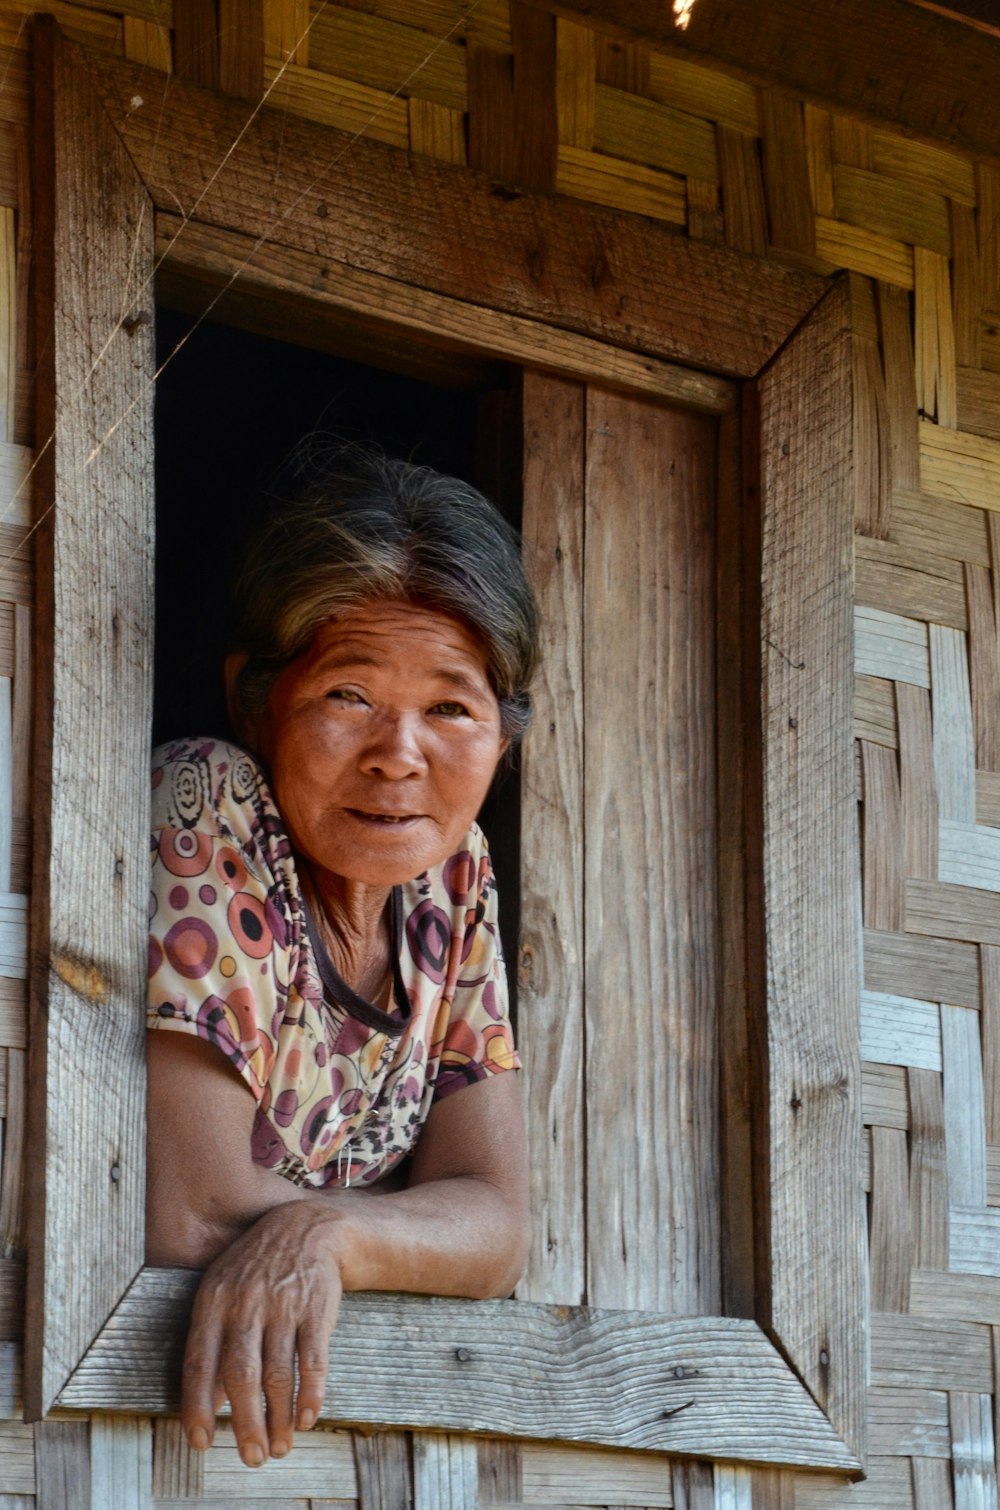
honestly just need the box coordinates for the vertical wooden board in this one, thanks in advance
[517,371,585,1306]
[0,1046,22,1256]
[173,0,220,89]
[218,0,264,102]
[908,1066,949,1273]
[896,683,937,881]
[476,1436,522,1504]
[757,280,864,1457]
[804,104,835,220]
[554,18,595,148]
[759,89,815,257]
[877,281,919,495]
[915,248,957,430]
[509,3,557,193]
[583,388,720,1316]
[851,329,890,539]
[913,1455,954,1510]
[412,1433,478,1510]
[978,165,1000,317]
[354,1429,412,1510]
[965,560,1000,772]
[942,1003,988,1209]
[34,1420,90,1510]
[870,1124,911,1313]
[673,1458,715,1510]
[715,1465,752,1510]
[930,624,976,825]
[718,125,767,258]
[90,1414,152,1510]
[861,740,904,932]
[950,1392,998,1510]
[0,207,14,448]
[27,22,155,1415]
[982,946,1000,1146]
[951,200,981,370]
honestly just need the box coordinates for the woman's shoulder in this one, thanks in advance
[151,737,274,838]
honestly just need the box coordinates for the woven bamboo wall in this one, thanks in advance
[0,1,998,1505]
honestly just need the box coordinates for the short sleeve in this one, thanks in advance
[147,742,287,1103]
[428,832,519,1101]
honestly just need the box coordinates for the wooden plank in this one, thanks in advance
[860,991,941,1072]
[914,1456,955,1510]
[867,1385,950,1458]
[307,5,468,112]
[155,212,737,414]
[672,1460,714,1510]
[879,281,920,494]
[794,1457,914,1509]
[909,1067,950,1272]
[757,281,863,1458]
[33,1420,91,1509]
[593,84,718,181]
[476,1436,522,1505]
[408,98,466,165]
[982,946,1000,1145]
[84,42,829,380]
[855,605,929,687]
[863,1062,909,1130]
[89,1415,152,1510]
[890,489,989,567]
[959,368,1000,444]
[836,165,951,258]
[979,770,1000,828]
[715,1465,752,1510]
[61,1280,861,1470]
[646,51,759,135]
[864,926,980,1007]
[966,559,1000,770]
[516,0,1000,163]
[814,216,914,289]
[413,1434,478,1510]
[931,624,976,823]
[507,2,559,194]
[151,1418,204,1498]
[218,0,264,102]
[920,423,1000,514]
[520,1441,673,1505]
[851,326,890,538]
[949,1392,998,1510]
[855,673,896,748]
[0,1258,25,1340]
[263,0,309,65]
[952,202,981,375]
[951,1205,1000,1280]
[804,105,835,219]
[871,127,976,205]
[869,1125,911,1312]
[897,683,938,880]
[871,1312,992,1391]
[939,819,1000,892]
[122,18,173,72]
[912,1267,1000,1324]
[26,19,154,1417]
[554,18,595,149]
[0,1418,33,1497]
[861,741,904,931]
[717,126,767,257]
[555,143,686,224]
[759,89,814,256]
[517,372,585,1306]
[354,1429,413,1510]
[943,1004,988,1207]
[979,163,1000,315]
[906,878,1000,947]
[0,1047,24,1258]
[583,391,720,1317]
[173,0,219,90]
[915,248,958,428]
[261,60,410,146]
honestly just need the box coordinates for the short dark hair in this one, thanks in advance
[230,448,538,745]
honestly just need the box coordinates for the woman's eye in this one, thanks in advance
[327,688,365,704]
[429,701,469,718]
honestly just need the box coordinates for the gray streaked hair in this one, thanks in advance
[229,447,538,745]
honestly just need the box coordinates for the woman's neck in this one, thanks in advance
[301,863,393,1003]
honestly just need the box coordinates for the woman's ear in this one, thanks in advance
[224,653,255,750]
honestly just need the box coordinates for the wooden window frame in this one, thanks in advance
[25,19,865,1476]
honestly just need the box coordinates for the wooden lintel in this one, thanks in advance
[518,0,1000,165]
[59,1274,861,1475]
[75,43,827,381]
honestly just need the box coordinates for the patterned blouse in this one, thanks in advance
[147,738,518,1187]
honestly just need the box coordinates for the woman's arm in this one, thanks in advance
[146,1030,529,1467]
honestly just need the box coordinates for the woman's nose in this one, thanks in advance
[359,713,427,778]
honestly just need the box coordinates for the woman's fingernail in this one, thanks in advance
[271,1438,291,1458]
[243,1443,265,1468]
[188,1428,209,1452]
[298,1408,315,1431]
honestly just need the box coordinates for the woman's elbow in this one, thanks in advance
[473,1202,532,1299]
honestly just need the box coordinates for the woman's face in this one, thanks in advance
[255,602,508,892]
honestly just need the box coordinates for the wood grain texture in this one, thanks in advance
[878,281,919,494]
[756,280,864,1458]
[930,623,976,823]
[861,741,904,932]
[582,391,720,1317]
[717,126,767,258]
[413,1433,478,1510]
[81,44,828,380]
[897,682,938,880]
[354,1428,412,1510]
[966,556,1000,771]
[864,926,980,1008]
[869,1125,911,1313]
[949,1392,998,1510]
[914,1454,956,1510]
[851,326,890,539]
[59,1277,860,1470]
[33,1419,90,1510]
[854,605,929,687]
[759,89,814,258]
[26,18,155,1418]
[517,0,1000,161]
[915,248,958,428]
[908,1067,950,1273]
[517,372,585,1305]
[871,1312,992,1392]
[89,1414,152,1510]
[942,1003,988,1208]
[154,212,737,414]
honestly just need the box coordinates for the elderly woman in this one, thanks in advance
[146,451,536,1468]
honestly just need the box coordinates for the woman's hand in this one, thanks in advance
[180,1202,346,1466]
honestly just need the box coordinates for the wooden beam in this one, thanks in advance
[77,43,827,380]
[517,0,1000,164]
[755,278,865,1459]
[26,18,154,1418]
[59,1275,861,1472]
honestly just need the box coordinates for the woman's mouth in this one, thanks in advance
[349,810,421,825]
